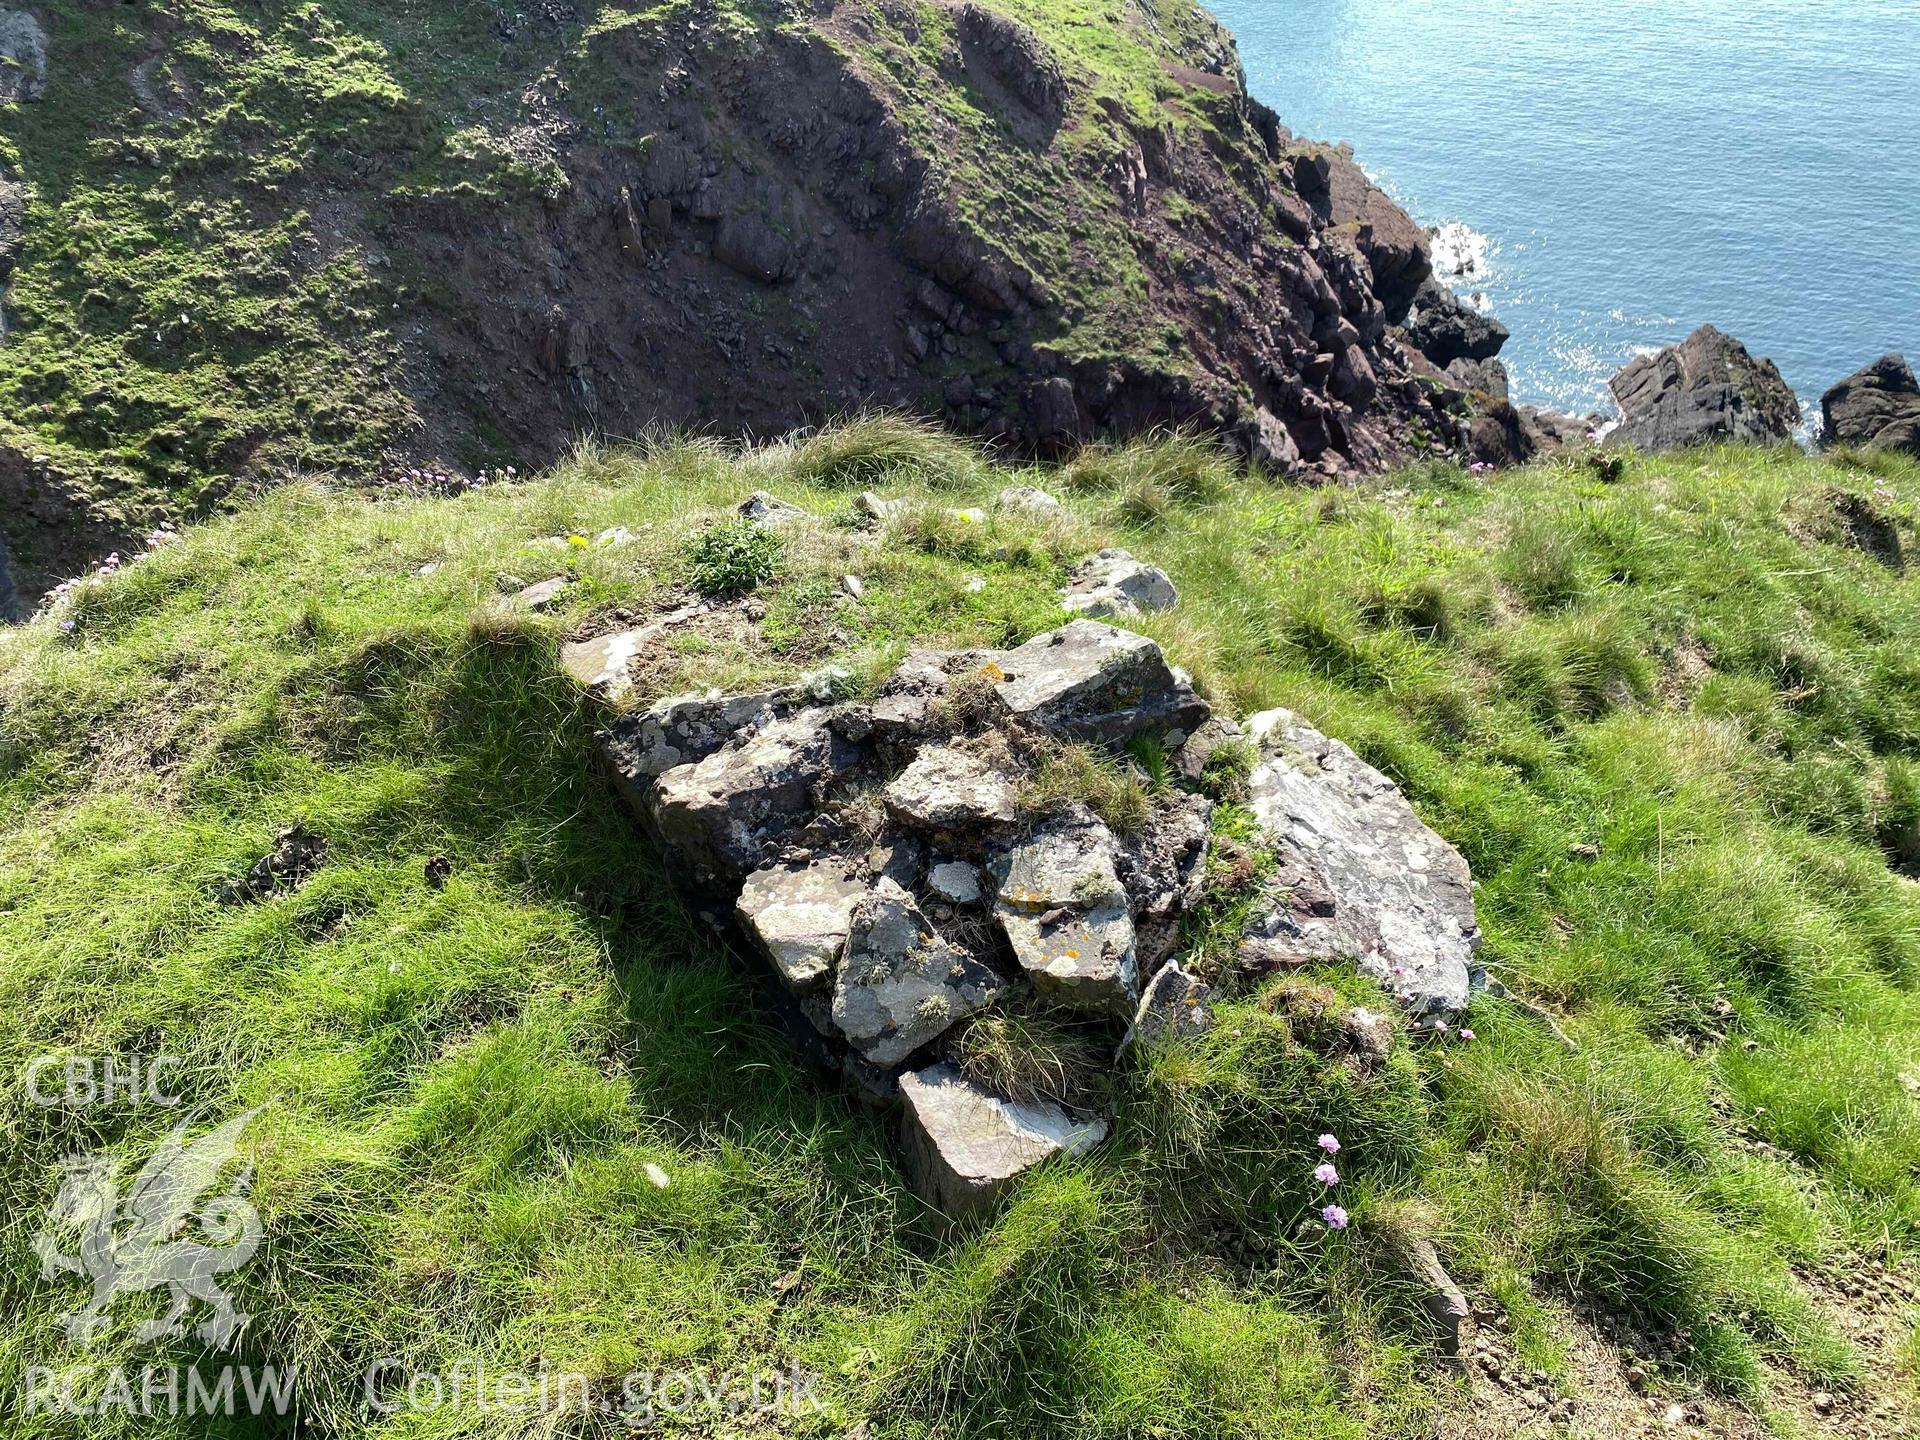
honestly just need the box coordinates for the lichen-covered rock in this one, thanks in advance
[929,859,983,905]
[832,886,1007,1065]
[989,620,1208,749]
[598,687,796,810]
[736,861,872,993]
[883,744,1020,833]
[1129,961,1213,1047]
[997,484,1062,512]
[1240,708,1480,1014]
[989,806,1138,1018]
[1821,355,1920,457]
[737,491,810,527]
[897,1063,1107,1219]
[1117,792,1213,971]
[1608,325,1800,452]
[650,708,865,888]
[1060,548,1179,618]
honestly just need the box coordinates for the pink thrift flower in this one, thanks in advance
[1316,1133,1340,1155]
[1321,1205,1349,1230]
[1460,1028,1476,1041]
[1314,1162,1340,1186]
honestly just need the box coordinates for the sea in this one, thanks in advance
[1212,0,1920,422]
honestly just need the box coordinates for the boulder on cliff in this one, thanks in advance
[1403,278,1509,369]
[1607,325,1801,452]
[1821,355,1920,457]
[1291,143,1433,319]
[1238,708,1482,1016]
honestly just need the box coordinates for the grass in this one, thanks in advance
[2,423,1920,1436]
[1015,738,1156,834]
[954,1001,1108,1109]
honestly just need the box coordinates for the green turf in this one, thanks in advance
[3,422,1919,1436]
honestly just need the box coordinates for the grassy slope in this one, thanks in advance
[3,425,1920,1436]
[1,0,1245,522]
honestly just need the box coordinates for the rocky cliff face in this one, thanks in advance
[0,0,1483,598]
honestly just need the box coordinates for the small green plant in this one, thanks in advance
[683,518,782,598]
[1197,737,1257,802]
[1126,734,1171,789]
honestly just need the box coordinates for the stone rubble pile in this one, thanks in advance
[580,563,1482,1215]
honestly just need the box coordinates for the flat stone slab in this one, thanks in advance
[897,1063,1108,1219]
[560,630,651,699]
[832,886,1006,1066]
[989,806,1138,1018]
[883,744,1019,832]
[737,491,810,527]
[1060,549,1178,618]
[989,620,1208,748]
[558,603,705,700]
[737,862,872,993]
[1240,708,1480,1014]
[512,576,571,611]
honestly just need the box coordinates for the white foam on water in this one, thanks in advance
[1428,221,1491,282]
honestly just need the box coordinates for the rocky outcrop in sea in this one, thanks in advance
[1607,325,1801,452]
[1822,355,1920,457]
